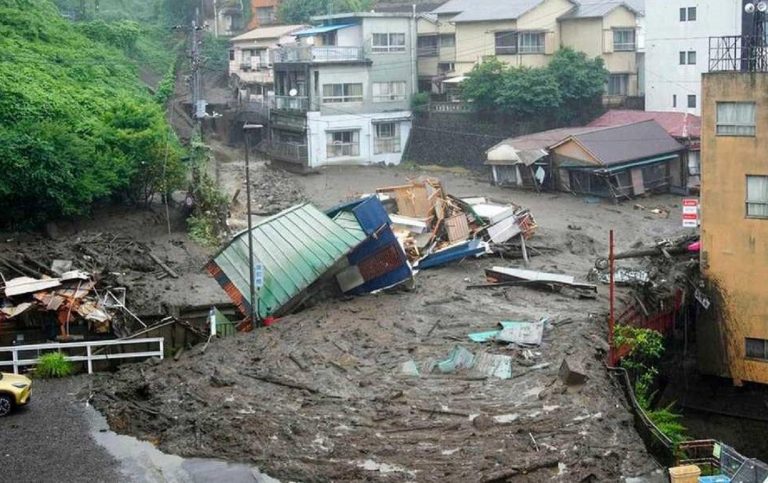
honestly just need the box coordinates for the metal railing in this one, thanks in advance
[709,35,768,72]
[274,95,309,111]
[428,101,473,112]
[0,338,164,375]
[272,45,365,63]
[374,137,401,154]
[418,46,438,57]
[267,141,308,164]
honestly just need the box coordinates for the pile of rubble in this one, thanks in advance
[238,163,306,216]
[378,178,536,269]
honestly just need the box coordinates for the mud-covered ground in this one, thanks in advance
[90,165,690,481]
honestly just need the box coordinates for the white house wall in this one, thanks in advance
[306,111,412,168]
[645,0,741,115]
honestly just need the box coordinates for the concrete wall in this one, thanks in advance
[645,0,742,115]
[699,72,768,385]
[306,111,412,167]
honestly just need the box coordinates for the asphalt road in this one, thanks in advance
[0,377,121,483]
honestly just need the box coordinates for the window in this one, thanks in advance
[322,83,363,103]
[746,338,768,360]
[680,50,696,64]
[373,33,406,53]
[327,130,360,158]
[717,102,756,136]
[607,74,629,96]
[680,6,697,21]
[438,62,455,74]
[687,95,696,108]
[373,81,406,102]
[439,34,456,48]
[374,122,401,154]
[255,6,275,25]
[747,176,768,218]
[417,35,438,56]
[519,32,545,54]
[229,49,235,61]
[613,29,636,51]
[495,31,518,55]
[673,94,677,107]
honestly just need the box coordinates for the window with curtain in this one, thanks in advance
[327,130,360,158]
[374,122,400,154]
[322,83,363,103]
[518,32,545,54]
[372,81,406,102]
[372,33,406,53]
[607,74,629,96]
[417,35,438,56]
[717,102,756,136]
[747,175,768,218]
[613,29,636,51]
[495,31,518,55]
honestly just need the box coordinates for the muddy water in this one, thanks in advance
[84,405,279,483]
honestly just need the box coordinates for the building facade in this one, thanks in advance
[644,0,743,116]
[229,25,306,102]
[698,63,768,385]
[248,0,280,30]
[267,13,417,169]
[418,0,645,103]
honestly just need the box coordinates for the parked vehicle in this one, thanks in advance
[0,372,32,416]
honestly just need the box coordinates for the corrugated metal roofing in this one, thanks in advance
[449,0,545,22]
[294,23,356,37]
[587,109,701,139]
[560,0,644,19]
[230,24,307,42]
[556,120,684,167]
[209,203,366,319]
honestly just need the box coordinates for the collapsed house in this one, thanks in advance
[486,120,687,200]
[208,177,536,321]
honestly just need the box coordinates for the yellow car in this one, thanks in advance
[0,372,32,417]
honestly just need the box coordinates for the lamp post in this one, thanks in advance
[243,123,263,325]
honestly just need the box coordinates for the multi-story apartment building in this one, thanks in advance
[266,12,418,170]
[644,0,743,116]
[229,24,306,102]
[418,0,645,102]
[698,24,768,385]
[247,0,280,30]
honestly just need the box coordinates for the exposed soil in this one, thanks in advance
[90,166,690,481]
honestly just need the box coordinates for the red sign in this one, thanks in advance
[682,198,699,227]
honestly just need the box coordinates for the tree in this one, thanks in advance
[495,67,561,119]
[460,58,508,113]
[548,48,608,124]
[278,0,373,24]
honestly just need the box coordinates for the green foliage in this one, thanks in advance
[0,0,184,225]
[278,0,374,23]
[411,92,430,111]
[155,63,176,104]
[187,139,228,248]
[461,49,608,123]
[36,352,74,378]
[201,32,231,72]
[76,19,141,53]
[548,48,608,124]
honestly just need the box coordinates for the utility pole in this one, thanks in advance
[191,7,203,137]
[243,123,264,326]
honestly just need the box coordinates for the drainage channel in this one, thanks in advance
[84,404,278,483]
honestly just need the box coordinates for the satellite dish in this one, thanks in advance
[746,2,756,13]
[758,1,768,12]
[289,88,298,97]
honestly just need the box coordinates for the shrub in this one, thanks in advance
[36,352,74,378]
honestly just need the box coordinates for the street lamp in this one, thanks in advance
[243,123,263,326]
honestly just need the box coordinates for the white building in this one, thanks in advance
[645,0,742,115]
[267,12,418,170]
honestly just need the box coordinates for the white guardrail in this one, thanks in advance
[0,338,164,375]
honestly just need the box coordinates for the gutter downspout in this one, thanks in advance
[411,5,418,95]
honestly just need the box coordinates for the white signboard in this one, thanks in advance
[682,198,699,228]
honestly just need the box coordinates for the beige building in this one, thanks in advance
[418,0,645,102]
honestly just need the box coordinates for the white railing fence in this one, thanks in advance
[0,338,164,375]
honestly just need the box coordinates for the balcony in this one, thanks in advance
[274,95,309,111]
[272,45,366,64]
[709,35,768,72]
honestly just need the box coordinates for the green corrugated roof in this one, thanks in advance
[212,203,366,318]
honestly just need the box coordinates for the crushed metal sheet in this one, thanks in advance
[3,277,61,297]
[0,302,33,319]
[473,351,512,379]
[496,319,547,346]
[434,345,475,374]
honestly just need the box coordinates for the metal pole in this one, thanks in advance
[609,229,616,365]
[243,124,263,325]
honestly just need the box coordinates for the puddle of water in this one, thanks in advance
[84,404,279,483]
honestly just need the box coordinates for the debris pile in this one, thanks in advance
[377,178,536,269]
[237,163,306,216]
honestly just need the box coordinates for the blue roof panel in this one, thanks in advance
[294,23,356,37]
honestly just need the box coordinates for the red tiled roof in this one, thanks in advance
[588,110,701,139]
